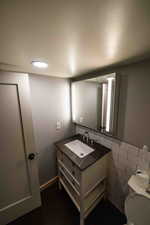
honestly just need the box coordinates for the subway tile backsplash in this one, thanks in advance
[76,125,150,212]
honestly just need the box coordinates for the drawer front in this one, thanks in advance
[74,165,81,183]
[63,154,81,182]
[58,163,80,193]
[59,171,80,207]
[63,154,74,172]
[57,149,63,162]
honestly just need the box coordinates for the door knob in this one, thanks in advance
[28,153,35,160]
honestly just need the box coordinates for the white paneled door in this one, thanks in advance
[0,72,41,225]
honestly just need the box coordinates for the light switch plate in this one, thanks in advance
[56,121,62,130]
[79,117,83,123]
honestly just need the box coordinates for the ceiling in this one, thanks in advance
[0,0,150,78]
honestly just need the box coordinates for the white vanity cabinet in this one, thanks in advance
[57,147,110,225]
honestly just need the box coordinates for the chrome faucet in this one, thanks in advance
[82,131,94,145]
[82,131,89,143]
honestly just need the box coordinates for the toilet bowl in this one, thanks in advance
[125,192,150,225]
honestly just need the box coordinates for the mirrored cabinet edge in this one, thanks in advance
[71,73,120,138]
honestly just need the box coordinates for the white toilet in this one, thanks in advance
[125,171,150,225]
[125,192,150,225]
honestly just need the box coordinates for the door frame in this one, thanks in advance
[0,71,41,225]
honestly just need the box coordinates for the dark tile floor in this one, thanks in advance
[8,184,127,225]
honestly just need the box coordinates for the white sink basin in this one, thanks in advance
[128,170,150,199]
[65,140,95,158]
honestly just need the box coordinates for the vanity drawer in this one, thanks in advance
[58,163,80,192]
[57,150,63,162]
[73,165,81,183]
[59,171,80,208]
[63,154,81,182]
[63,154,73,171]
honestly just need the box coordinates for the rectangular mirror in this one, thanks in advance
[71,73,119,136]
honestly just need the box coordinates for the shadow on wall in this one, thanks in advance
[116,60,150,147]
[117,74,128,141]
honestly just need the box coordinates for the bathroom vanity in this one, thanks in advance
[55,135,111,225]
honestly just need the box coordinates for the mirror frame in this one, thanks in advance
[71,73,120,137]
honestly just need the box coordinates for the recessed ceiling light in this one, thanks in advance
[32,61,48,68]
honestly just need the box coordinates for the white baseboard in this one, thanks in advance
[40,176,58,191]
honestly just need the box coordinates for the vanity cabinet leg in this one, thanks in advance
[58,178,62,190]
[80,176,84,225]
[103,191,107,201]
[80,213,84,225]
[103,179,107,200]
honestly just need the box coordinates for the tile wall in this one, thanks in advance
[76,125,150,212]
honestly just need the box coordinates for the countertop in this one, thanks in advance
[55,134,111,170]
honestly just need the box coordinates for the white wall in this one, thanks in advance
[29,74,74,185]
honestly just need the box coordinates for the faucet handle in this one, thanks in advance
[146,186,150,194]
[90,139,94,145]
[82,134,86,141]
[82,131,90,143]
